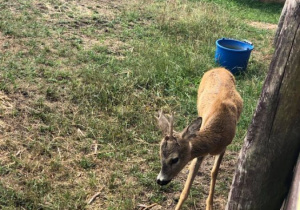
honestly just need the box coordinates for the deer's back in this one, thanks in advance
[196,68,243,154]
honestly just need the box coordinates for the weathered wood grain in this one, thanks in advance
[226,0,300,209]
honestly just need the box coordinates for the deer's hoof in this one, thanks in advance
[205,205,213,210]
[173,193,180,203]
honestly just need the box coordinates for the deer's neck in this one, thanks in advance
[189,128,221,159]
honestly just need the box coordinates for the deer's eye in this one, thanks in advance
[171,157,179,164]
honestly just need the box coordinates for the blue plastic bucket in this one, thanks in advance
[215,38,254,74]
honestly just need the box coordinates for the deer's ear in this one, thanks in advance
[155,110,170,136]
[182,117,202,140]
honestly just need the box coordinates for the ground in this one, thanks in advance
[0,0,282,209]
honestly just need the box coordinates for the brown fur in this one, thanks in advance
[192,67,243,156]
[156,67,243,210]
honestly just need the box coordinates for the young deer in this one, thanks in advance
[156,68,243,210]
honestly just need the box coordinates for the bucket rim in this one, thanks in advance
[216,38,254,52]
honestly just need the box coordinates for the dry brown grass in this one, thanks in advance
[0,0,281,209]
[0,0,128,207]
[248,21,277,30]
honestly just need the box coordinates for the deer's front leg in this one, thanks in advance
[175,156,204,210]
[206,151,225,210]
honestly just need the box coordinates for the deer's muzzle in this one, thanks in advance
[156,171,171,185]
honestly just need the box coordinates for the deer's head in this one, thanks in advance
[155,110,202,185]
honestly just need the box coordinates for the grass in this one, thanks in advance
[0,0,282,209]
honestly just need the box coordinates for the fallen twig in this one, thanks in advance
[87,187,104,205]
[87,192,101,205]
[137,203,158,210]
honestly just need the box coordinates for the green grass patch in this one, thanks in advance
[0,0,282,209]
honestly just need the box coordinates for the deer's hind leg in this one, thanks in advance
[175,156,205,210]
[206,150,225,210]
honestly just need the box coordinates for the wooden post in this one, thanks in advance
[274,1,287,46]
[226,0,300,209]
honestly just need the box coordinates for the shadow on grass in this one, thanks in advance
[230,0,283,14]
[191,0,283,14]
[189,0,283,23]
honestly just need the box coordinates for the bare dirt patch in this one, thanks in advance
[32,0,130,55]
[165,151,238,209]
[34,0,123,20]
[143,151,238,209]
[0,32,22,54]
[248,21,278,30]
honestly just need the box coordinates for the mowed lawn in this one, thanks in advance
[0,0,282,209]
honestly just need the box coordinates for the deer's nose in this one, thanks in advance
[157,179,171,185]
